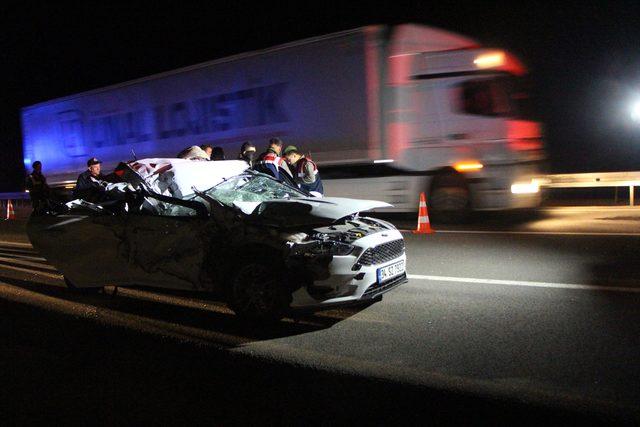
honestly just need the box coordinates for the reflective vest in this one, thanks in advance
[254,149,290,180]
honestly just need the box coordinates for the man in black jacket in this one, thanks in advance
[73,157,109,202]
[25,160,50,209]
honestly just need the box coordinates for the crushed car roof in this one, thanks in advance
[127,158,249,198]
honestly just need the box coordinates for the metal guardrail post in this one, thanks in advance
[631,186,635,207]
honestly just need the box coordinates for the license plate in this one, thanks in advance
[377,260,405,284]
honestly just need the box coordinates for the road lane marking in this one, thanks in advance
[407,274,640,293]
[0,263,63,279]
[0,255,53,268]
[0,252,46,262]
[0,240,33,248]
[409,230,640,237]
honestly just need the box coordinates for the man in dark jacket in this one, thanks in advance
[253,138,292,181]
[73,157,110,202]
[25,160,50,209]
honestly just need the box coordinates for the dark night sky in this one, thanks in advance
[2,0,640,191]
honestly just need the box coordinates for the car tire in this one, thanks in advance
[64,276,103,294]
[228,262,291,322]
[429,172,471,224]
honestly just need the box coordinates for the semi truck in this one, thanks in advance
[21,23,544,219]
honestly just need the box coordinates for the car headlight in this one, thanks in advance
[290,240,357,258]
[310,241,355,256]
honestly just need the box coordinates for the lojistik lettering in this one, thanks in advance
[72,83,289,148]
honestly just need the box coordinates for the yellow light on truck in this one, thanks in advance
[64,184,75,189]
[453,161,484,172]
[473,52,505,69]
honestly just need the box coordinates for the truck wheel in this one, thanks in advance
[64,276,103,294]
[228,262,291,322]
[429,172,470,223]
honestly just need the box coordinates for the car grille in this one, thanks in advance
[363,273,407,298]
[357,239,405,266]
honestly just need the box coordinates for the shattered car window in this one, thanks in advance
[144,173,306,217]
[203,174,306,206]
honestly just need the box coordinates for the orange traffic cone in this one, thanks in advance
[5,200,15,220]
[413,192,434,234]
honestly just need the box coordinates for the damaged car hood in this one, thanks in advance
[237,197,392,227]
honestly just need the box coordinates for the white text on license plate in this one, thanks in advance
[377,260,405,284]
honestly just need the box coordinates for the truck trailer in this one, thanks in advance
[21,23,544,218]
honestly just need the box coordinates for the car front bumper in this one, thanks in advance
[289,229,407,309]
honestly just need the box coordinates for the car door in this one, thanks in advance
[118,212,209,290]
[28,212,133,288]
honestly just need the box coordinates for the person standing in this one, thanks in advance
[283,146,324,196]
[237,141,257,167]
[25,160,50,209]
[254,138,292,181]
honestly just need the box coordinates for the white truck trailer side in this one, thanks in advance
[21,24,544,218]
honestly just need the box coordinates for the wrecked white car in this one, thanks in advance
[27,159,407,320]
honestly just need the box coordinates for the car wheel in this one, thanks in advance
[64,276,103,294]
[429,172,470,223]
[228,262,291,322]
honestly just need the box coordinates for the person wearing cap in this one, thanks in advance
[253,137,292,181]
[25,160,50,210]
[73,157,110,202]
[177,145,210,160]
[237,141,257,167]
[283,146,324,196]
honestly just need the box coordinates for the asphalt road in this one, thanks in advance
[1,207,640,425]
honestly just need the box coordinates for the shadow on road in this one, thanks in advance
[587,246,640,288]
[0,272,374,346]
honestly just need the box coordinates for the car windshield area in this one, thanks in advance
[202,173,307,206]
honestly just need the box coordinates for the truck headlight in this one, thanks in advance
[511,180,539,194]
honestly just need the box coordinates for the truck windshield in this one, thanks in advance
[458,75,536,120]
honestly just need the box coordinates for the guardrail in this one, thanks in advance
[537,172,640,206]
[0,192,31,201]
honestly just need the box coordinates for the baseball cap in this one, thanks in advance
[87,157,102,166]
[241,141,256,152]
[283,145,299,155]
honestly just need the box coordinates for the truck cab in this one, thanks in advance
[325,25,544,219]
